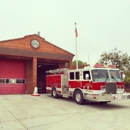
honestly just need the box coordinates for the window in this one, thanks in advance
[109,70,121,82]
[83,71,91,80]
[6,79,26,84]
[91,69,109,82]
[0,79,5,83]
[69,72,74,80]
[75,72,79,80]
[9,79,16,84]
[6,79,10,83]
[16,79,26,83]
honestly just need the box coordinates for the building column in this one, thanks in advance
[68,60,73,69]
[32,57,37,93]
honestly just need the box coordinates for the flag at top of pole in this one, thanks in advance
[75,22,78,37]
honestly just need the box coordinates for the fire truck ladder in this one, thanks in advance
[46,68,69,74]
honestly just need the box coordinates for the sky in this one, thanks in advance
[0,0,130,66]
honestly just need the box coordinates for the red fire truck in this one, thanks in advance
[46,65,130,105]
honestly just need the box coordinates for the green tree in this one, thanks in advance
[124,71,130,84]
[65,60,87,67]
[72,60,87,66]
[98,48,130,72]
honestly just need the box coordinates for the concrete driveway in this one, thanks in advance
[0,94,130,130]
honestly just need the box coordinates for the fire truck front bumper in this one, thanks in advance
[85,93,130,102]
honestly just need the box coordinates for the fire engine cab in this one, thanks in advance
[46,65,130,105]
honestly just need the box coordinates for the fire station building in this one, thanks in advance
[0,34,74,94]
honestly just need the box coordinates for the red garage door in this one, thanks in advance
[0,59,26,94]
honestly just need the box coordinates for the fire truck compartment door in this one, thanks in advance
[61,74,68,94]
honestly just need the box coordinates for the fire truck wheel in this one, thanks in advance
[74,90,85,105]
[51,88,58,98]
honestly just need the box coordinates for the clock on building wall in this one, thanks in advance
[31,40,40,49]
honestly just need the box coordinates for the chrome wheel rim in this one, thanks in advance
[76,93,81,102]
[53,90,56,96]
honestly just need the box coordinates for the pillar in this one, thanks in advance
[32,57,37,92]
[68,60,73,69]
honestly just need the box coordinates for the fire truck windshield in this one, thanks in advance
[109,69,122,82]
[91,69,109,82]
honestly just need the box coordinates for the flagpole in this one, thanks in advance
[88,43,90,65]
[75,22,78,70]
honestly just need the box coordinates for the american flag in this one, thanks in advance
[75,27,78,37]
[75,23,78,37]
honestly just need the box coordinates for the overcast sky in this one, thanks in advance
[1,0,130,66]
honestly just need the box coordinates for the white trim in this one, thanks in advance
[69,88,75,91]
[91,90,125,95]
[46,87,52,90]
[83,89,93,94]
[46,87,61,92]
[56,88,61,91]
[92,90,100,94]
